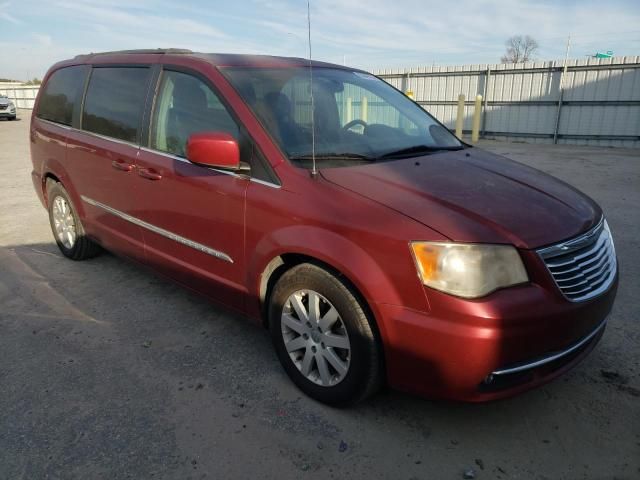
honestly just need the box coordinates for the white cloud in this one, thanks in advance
[0,1,22,24]
[54,1,227,39]
[251,0,640,68]
[0,0,638,79]
[32,33,53,47]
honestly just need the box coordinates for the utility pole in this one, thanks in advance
[553,34,571,144]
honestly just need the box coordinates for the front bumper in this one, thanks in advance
[0,105,16,117]
[479,317,606,394]
[377,263,618,402]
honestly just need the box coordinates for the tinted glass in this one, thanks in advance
[82,67,151,143]
[223,67,462,169]
[37,66,87,126]
[151,70,239,157]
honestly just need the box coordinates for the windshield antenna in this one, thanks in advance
[306,0,317,177]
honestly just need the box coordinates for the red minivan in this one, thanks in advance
[30,50,618,405]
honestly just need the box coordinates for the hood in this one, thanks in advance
[0,98,9,106]
[321,148,601,249]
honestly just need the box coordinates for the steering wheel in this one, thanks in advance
[342,119,368,131]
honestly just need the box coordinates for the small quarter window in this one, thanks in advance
[37,66,87,126]
[82,67,151,143]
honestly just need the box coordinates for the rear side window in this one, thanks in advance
[37,66,87,126]
[82,67,151,143]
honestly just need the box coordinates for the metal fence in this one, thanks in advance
[3,57,640,147]
[374,56,640,148]
[0,85,39,109]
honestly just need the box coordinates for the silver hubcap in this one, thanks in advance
[52,196,76,249]
[281,290,351,387]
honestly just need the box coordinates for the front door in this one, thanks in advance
[134,68,248,311]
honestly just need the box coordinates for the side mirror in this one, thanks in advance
[186,132,240,170]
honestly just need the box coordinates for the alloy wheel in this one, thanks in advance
[281,289,351,386]
[52,195,77,249]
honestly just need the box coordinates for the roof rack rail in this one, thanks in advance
[74,48,193,59]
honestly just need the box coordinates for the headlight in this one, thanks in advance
[410,242,528,298]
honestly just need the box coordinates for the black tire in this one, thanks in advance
[9,116,16,121]
[269,263,382,406]
[47,180,101,260]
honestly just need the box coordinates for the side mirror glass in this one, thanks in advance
[186,132,240,170]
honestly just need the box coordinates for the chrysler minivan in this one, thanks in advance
[30,50,618,405]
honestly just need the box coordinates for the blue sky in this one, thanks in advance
[1,0,639,80]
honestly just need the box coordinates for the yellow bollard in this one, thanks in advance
[455,94,465,139]
[405,90,414,100]
[471,94,483,143]
[361,96,368,123]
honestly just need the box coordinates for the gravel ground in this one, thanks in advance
[1,110,639,480]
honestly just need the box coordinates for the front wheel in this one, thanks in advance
[269,263,382,405]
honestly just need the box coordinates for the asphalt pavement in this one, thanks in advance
[1,111,639,479]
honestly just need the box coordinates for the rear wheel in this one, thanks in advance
[47,181,101,260]
[269,263,382,405]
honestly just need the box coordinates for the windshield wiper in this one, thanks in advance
[289,153,375,162]
[378,144,464,160]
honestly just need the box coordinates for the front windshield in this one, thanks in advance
[222,67,463,168]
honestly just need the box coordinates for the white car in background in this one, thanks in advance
[0,95,17,120]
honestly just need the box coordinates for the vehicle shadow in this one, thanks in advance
[3,239,579,416]
[2,239,626,478]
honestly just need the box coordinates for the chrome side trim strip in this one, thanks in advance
[38,117,73,131]
[80,128,138,148]
[140,146,189,164]
[38,119,283,188]
[81,195,234,263]
[491,318,607,376]
[250,177,282,189]
[140,147,281,188]
[139,146,242,178]
[38,117,138,147]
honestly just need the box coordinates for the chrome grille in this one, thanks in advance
[538,219,617,302]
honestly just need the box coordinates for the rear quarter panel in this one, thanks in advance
[30,62,85,211]
[30,116,71,209]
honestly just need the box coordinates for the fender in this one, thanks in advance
[251,225,404,303]
[246,224,411,342]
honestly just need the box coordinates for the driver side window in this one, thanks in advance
[335,82,421,136]
[151,70,239,157]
